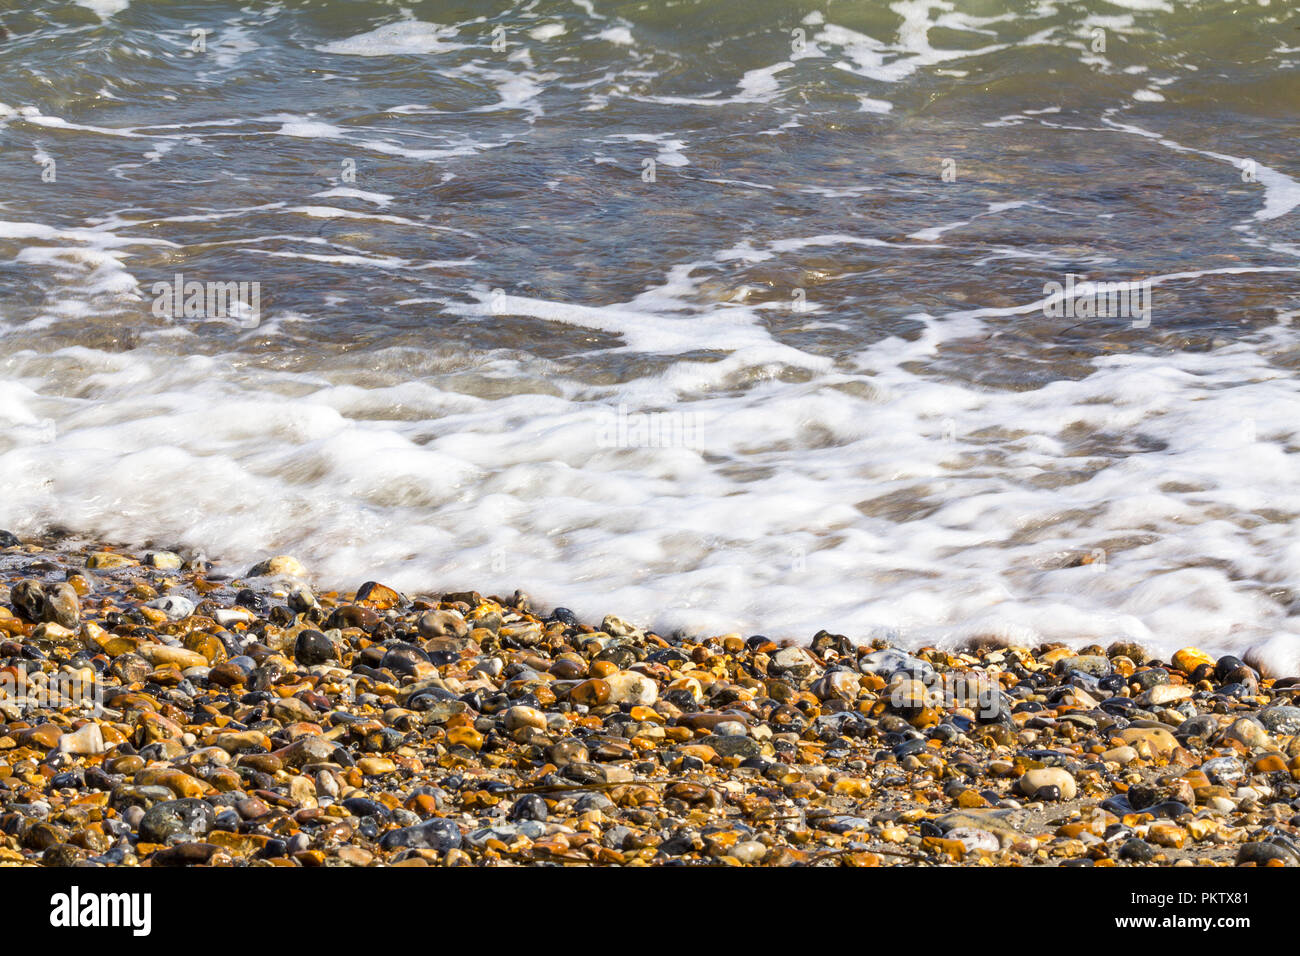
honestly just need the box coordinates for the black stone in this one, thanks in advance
[257,838,288,859]
[294,629,335,666]
[1236,841,1298,866]
[1097,674,1126,694]
[1100,696,1136,716]
[1119,838,1155,862]
[1215,655,1246,682]
[509,794,548,822]
[1145,801,1190,820]
[549,607,578,626]
[234,589,269,615]
[380,818,462,851]
[892,737,929,758]
[380,643,431,677]
[342,797,388,818]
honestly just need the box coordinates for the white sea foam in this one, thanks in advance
[316,21,466,57]
[528,23,566,41]
[310,187,394,207]
[598,26,634,45]
[816,2,1009,86]
[73,0,129,19]
[3,244,1300,665]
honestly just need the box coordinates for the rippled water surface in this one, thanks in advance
[2,0,1300,667]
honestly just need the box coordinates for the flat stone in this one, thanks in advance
[701,734,761,759]
[562,762,633,785]
[1058,654,1111,677]
[213,608,255,628]
[1202,756,1245,784]
[947,827,1000,853]
[138,644,208,670]
[1236,841,1298,866]
[859,648,930,679]
[86,552,138,570]
[276,736,337,768]
[1100,745,1137,766]
[1258,706,1300,735]
[934,809,1030,846]
[1118,726,1179,755]
[465,821,546,848]
[380,818,462,852]
[248,555,307,578]
[355,581,403,609]
[1137,684,1192,707]
[58,724,105,756]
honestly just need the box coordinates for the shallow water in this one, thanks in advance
[1,0,1299,667]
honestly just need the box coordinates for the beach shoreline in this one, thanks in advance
[0,532,1297,867]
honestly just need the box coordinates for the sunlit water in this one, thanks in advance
[2,0,1300,669]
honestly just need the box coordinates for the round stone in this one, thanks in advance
[570,678,611,707]
[604,670,658,706]
[294,629,336,666]
[418,609,469,639]
[508,795,548,822]
[1018,767,1077,801]
[447,726,484,751]
[147,595,195,621]
[45,583,80,628]
[10,580,45,621]
[1119,838,1155,863]
[139,799,216,845]
[1220,717,1271,751]
[503,706,547,732]
[1171,647,1215,675]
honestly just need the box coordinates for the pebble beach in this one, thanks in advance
[2,534,1300,868]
